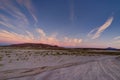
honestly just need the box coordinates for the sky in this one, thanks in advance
[0,0,120,48]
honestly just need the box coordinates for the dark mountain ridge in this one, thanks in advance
[0,43,119,50]
[1,43,64,49]
[106,47,118,50]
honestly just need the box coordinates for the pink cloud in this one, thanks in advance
[0,29,83,47]
[0,0,83,47]
[88,16,114,39]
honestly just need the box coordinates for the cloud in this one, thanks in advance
[112,36,120,43]
[16,0,38,23]
[0,0,30,31]
[88,16,114,39]
[26,31,34,40]
[0,30,34,43]
[105,36,120,48]
[0,0,83,47]
[35,29,83,47]
[69,0,75,24]
[36,28,46,37]
[0,0,29,23]
[0,21,16,29]
[63,37,82,47]
[114,36,120,40]
[0,29,83,47]
[69,0,75,23]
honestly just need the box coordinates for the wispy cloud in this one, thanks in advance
[88,16,114,39]
[16,0,38,23]
[0,0,83,47]
[36,28,46,38]
[0,30,34,43]
[69,0,75,23]
[0,0,30,31]
[114,36,120,40]
[0,0,29,23]
[0,21,16,29]
[113,36,120,43]
[63,37,82,47]
[0,29,83,47]
[105,36,120,48]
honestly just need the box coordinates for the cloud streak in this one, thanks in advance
[88,16,114,39]
[69,0,75,23]
[113,36,120,43]
[16,0,38,23]
[0,29,82,47]
[0,0,30,31]
[114,36,120,40]
[0,0,82,47]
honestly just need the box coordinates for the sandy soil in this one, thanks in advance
[0,55,120,80]
[0,49,120,80]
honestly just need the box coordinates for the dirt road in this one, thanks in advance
[0,56,120,80]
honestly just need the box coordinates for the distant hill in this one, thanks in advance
[0,43,119,50]
[2,43,64,49]
[106,47,118,50]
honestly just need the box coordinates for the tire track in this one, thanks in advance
[0,56,119,80]
[99,60,117,80]
[0,60,96,80]
[102,59,120,79]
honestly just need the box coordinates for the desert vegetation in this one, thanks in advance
[0,47,120,63]
[0,46,120,80]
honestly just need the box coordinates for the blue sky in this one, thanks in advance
[0,0,120,48]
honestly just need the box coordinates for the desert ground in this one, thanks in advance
[0,47,120,80]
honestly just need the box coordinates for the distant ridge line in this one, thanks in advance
[1,43,64,49]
